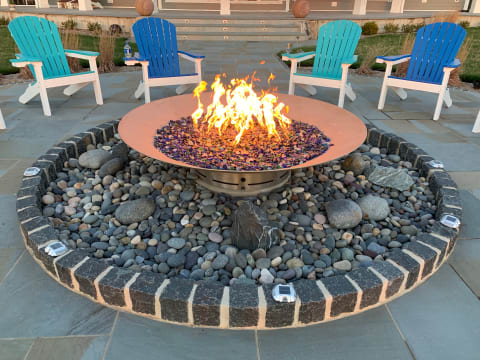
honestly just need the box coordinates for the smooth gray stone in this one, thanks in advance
[326,200,362,229]
[78,149,113,169]
[98,157,124,178]
[114,198,155,225]
[357,195,390,221]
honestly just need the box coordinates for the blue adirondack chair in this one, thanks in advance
[125,18,205,103]
[376,22,466,120]
[8,16,103,117]
[282,20,362,108]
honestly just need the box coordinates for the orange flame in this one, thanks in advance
[191,73,291,145]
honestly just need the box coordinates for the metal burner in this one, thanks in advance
[193,169,290,197]
[119,93,367,196]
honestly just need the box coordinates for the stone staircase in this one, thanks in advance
[165,17,307,41]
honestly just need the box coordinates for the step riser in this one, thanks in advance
[177,34,308,41]
[175,26,300,33]
[166,18,305,25]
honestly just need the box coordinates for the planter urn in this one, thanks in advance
[135,0,154,16]
[292,0,310,18]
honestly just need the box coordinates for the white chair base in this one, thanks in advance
[0,109,5,130]
[473,110,480,134]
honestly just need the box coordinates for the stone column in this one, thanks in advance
[220,0,230,15]
[352,0,367,15]
[78,0,93,10]
[470,0,480,13]
[390,0,405,13]
[36,0,50,8]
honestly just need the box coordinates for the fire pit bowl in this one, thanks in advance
[119,93,367,196]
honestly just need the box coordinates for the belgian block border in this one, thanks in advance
[17,121,461,329]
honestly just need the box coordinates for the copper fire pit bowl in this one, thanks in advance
[119,93,367,196]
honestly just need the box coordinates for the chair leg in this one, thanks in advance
[378,81,388,110]
[19,83,40,104]
[64,82,89,97]
[176,84,191,95]
[134,81,145,99]
[92,77,103,105]
[345,82,356,102]
[0,109,5,130]
[144,83,151,104]
[473,110,480,134]
[443,88,452,108]
[433,91,445,121]
[288,79,295,95]
[338,85,346,108]
[392,87,407,100]
[299,84,316,96]
[39,84,51,117]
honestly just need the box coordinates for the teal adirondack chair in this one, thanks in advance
[376,22,466,120]
[125,18,205,103]
[8,16,103,116]
[282,20,361,108]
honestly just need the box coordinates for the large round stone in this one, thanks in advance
[342,153,365,175]
[357,195,390,221]
[78,149,113,169]
[114,198,155,225]
[98,157,124,178]
[325,199,362,229]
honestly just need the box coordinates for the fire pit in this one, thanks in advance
[119,90,367,196]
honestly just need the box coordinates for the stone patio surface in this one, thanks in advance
[0,40,479,360]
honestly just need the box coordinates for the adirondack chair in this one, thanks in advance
[125,18,205,103]
[8,16,103,117]
[282,20,361,108]
[376,22,466,121]
[0,109,5,130]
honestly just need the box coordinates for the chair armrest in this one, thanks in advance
[65,49,100,60]
[376,54,411,65]
[10,55,43,68]
[342,55,358,65]
[178,51,205,62]
[444,58,461,69]
[282,51,315,63]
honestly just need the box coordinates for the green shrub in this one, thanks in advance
[383,23,399,34]
[87,22,102,34]
[460,73,480,84]
[62,18,77,30]
[0,16,10,26]
[401,23,417,33]
[459,21,470,29]
[362,21,379,36]
[414,22,426,32]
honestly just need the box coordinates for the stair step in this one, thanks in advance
[175,25,300,33]
[176,32,308,41]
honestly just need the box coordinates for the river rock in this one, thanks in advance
[325,199,362,229]
[259,269,274,284]
[114,198,155,225]
[98,157,124,178]
[232,202,280,251]
[357,195,390,221]
[343,153,365,175]
[78,149,113,169]
[367,166,414,191]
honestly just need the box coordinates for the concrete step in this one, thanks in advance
[175,23,301,33]
[176,31,308,41]
[164,17,304,26]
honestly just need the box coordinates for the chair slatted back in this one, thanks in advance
[406,22,466,84]
[8,16,70,80]
[132,18,180,79]
[312,20,361,80]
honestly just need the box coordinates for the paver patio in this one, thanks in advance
[0,40,479,360]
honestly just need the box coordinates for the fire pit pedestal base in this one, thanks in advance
[193,169,291,196]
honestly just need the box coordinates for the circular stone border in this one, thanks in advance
[17,120,462,329]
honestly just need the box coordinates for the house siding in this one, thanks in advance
[404,0,464,11]
[310,0,354,11]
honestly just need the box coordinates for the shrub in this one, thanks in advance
[61,30,81,73]
[401,23,417,33]
[0,16,10,26]
[109,24,122,36]
[414,22,426,32]
[362,21,378,36]
[459,21,470,29]
[394,33,415,77]
[98,31,115,73]
[87,21,102,34]
[383,23,399,34]
[62,18,77,30]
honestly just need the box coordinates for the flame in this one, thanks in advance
[191,73,291,145]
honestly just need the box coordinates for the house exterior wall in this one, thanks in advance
[404,0,464,11]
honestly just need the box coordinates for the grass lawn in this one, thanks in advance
[278,27,480,83]
[0,26,137,75]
